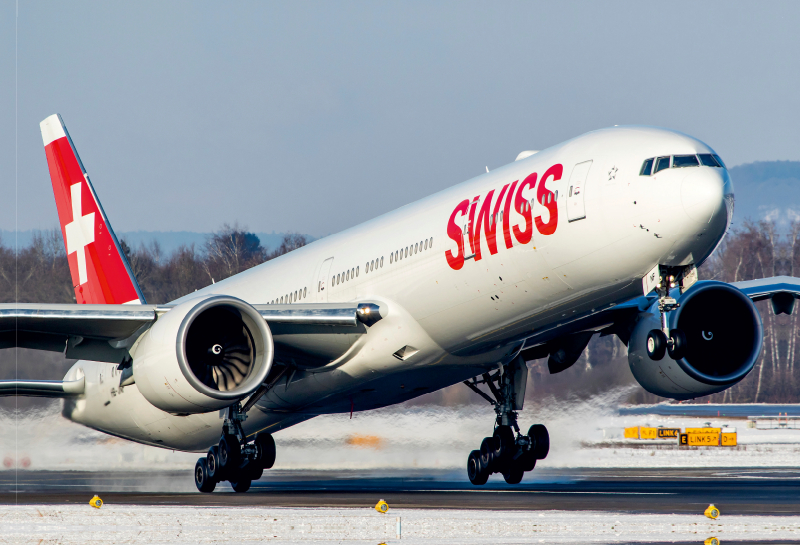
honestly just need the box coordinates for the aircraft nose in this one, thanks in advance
[680,168,727,224]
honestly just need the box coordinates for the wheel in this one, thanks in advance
[467,450,488,485]
[502,464,525,485]
[519,452,537,472]
[230,479,251,493]
[206,445,220,481]
[646,329,667,361]
[479,437,495,472]
[248,464,264,481]
[218,434,241,474]
[668,329,687,360]
[255,433,276,469]
[492,425,515,462]
[194,458,216,493]
[528,424,550,460]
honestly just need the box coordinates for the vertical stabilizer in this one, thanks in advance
[40,114,146,305]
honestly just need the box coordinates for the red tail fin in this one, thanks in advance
[40,114,145,305]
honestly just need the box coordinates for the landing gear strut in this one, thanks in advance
[646,266,689,361]
[194,402,276,493]
[463,356,549,485]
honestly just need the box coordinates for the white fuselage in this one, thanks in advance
[62,126,732,451]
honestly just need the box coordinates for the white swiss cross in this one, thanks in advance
[64,182,95,285]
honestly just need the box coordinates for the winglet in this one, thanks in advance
[40,114,146,305]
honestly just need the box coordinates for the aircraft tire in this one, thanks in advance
[230,479,251,493]
[206,445,221,481]
[502,464,524,485]
[195,458,216,493]
[668,329,687,360]
[646,329,668,360]
[479,437,495,471]
[493,425,515,463]
[519,452,537,472]
[248,464,264,481]
[255,432,276,469]
[467,450,488,485]
[528,424,550,460]
[218,434,241,474]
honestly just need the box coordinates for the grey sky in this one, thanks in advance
[2,1,799,236]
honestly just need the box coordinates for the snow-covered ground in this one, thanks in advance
[4,391,800,473]
[2,505,798,544]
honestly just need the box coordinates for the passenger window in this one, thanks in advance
[672,155,699,168]
[351,267,354,278]
[654,156,671,173]
[698,154,721,167]
[365,262,369,273]
[294,291,297,301]
[337,274,340,284]
[356,266,360,276]
[405,247,408,258]
[430,237,433,248]
[554,190,558,201]
[640,158,654,176]
[280,296,284,304]
[303,287,307,298]
[390,253,393,263]
[380,256,384,267]
[424,239,428,250]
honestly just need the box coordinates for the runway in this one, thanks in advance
[2,467,799,515]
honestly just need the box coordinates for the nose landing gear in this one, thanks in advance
[463,356,549,485]
[646,266,691,361]
[194,402,276,493]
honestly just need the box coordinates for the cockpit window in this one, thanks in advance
[672,155,700,168]
[640,158,654,176]
[654,156,671,173]
[698,154,722,167]
[713,154,726,168]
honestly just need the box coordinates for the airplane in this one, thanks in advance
[3,114,798,492]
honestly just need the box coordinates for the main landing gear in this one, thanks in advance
[463,356,549,485]
[194,402,276,493]
[646,266,688,361]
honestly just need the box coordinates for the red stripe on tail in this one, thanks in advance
[40,114,145,305]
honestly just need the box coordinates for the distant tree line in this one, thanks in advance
[0,224,307,305]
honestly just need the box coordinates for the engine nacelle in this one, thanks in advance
[628,281,762,400]
[132,295,273,414]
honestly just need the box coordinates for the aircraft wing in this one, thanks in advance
[0,301,378,365]
[733,276,800,313]
[0,378,86,397]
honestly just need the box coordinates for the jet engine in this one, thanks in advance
[132,295,273,414]
[628,281,762,399]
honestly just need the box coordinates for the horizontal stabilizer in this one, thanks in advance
[0,377,85,397]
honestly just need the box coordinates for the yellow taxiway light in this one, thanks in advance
[705,504,720,519]
[704,537,720,545]
[375,499,389,513]
[89,495,103,509]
